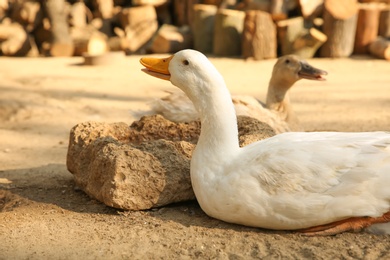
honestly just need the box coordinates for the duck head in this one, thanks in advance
[271,55,327,88]
[140,49,226,104]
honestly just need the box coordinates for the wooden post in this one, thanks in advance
[379,6,390,38]
[368,36,390,60]
[45,0,75,57]
[192,4,217,54]
[242,10,277,60]
[354,3,383,54]
[213,9,245,56]
[150,24,193,53]
[320,0,359,57]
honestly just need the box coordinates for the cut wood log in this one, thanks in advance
[320,0,359,57]
[45,0,75,57]
[379,6,390,37]
[354,3,383,54]
[213,9,245,56]
[0,0,8,20]
[293,28,328,58]
[270,0,289,21]
[132,0,168,5]
[0,22,30,56]
[92,0,114,19]
[9,0,43,32]
[298,0,324,18]
[69,2,88,28]
[71,27,108,56]
[235,0,271,12]
[150,24,193,53]
[368,36,390,60]
[173,0,200,27]
[192,4,218,54]
[277,17,327,58]
[242,10,277,60]
[277,16,305,55]
[116,5,158,53]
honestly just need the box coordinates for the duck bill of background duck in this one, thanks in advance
[298,61,328,81]
[140,56,173,81]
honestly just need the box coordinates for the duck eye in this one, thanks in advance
[285,59,290,64]
[182,60,189,65]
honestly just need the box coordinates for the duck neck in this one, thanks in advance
[265,77,296,123]
[188,85,240,158]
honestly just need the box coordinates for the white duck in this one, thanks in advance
[136,55,327,133]
[140,49,390,236]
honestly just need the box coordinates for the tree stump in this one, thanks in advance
[45,0,75,57]
[150,24,193,53]
[369,36,390,60]
[379,6,390,38]
[354,3,383,54]
[115,5,158,53]
[242,10,277,60]
[320,0,359,57]
[213,9,245,56]
[192,4,217,54]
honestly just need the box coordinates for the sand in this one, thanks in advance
[0,54,390,259]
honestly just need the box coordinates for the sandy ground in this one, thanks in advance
[0,54,390,259]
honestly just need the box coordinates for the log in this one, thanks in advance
[71,27,108,56]
[320,0,359,57]
[0,22,31,56]
[379,7,390,37]
[368,36,390,60]
[150,24,193,53]
[242,10,277,60]
[132,0,168,5]
[9,0,43,32]
[277,17,327,58]
[173,0,200,27]
[69,2,88,28]
[116,5,158,53]
[45,0,75,57]
[0,0,8,20]
[92,0,114,19]
[277,16,305,55]
[354,3,383,54]
[293,28,328,58]
[213,9,245,56]
[298,0,324,18]
[192,4,217,54]
[270,0,288,21]
[235,0,271,12]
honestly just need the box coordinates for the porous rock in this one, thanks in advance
[67,115,275,210]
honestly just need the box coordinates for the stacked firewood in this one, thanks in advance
[0,0,389,61]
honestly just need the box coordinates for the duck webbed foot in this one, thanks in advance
[296,211,390,236]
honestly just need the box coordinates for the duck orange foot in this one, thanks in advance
[296,211,390,236]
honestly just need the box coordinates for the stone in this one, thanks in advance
[67,115,275,210]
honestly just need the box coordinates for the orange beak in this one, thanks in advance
[140,55,173,81]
